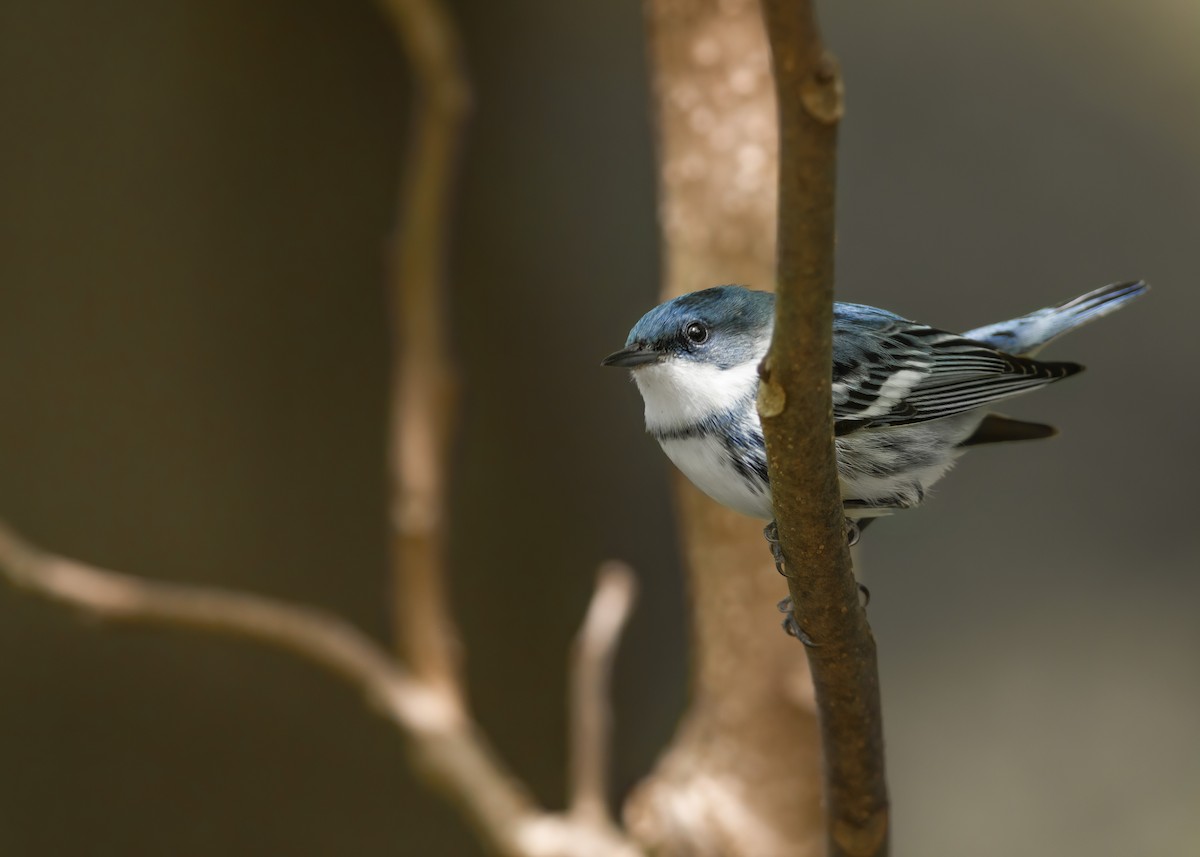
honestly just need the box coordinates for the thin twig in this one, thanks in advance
[0,522,447,727]
[375,0,471,700]
[0,523,528,840]
[0,520,645,857]
[756,1,890,856]
[569,562,638,827]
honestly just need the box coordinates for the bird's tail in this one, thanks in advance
[964,280,1149,357]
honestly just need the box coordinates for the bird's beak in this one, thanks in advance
[601,346,663,368]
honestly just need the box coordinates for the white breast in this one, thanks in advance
[659,435,774,519]
[631,357,774,519]
[633,359,762,434]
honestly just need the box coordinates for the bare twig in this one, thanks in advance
[372,1,645,850]
[0,521,645,857]
[375,0,471,700]
[0,521,529,846]
[370,3,646,850]
[569,562,638,827]
[756,1,890,855]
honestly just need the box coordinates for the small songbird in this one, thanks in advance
[602,281,1146,534]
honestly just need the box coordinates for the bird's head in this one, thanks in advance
[602,286,774,431]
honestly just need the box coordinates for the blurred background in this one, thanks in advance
[1,1,1197,855]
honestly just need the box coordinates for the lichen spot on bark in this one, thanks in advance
[801,52,844,125]
[757,360,787,418]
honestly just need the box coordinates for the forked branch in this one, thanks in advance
[0,521,525,841]
[0,521,641,857]
[0,0,646,853]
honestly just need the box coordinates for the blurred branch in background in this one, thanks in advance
[0,522,519,842]
[0,525,639,857]
[0,0,645,854]
[0,0,889,853]
[376,0,470,702]
[570,562,639,828]
[757,1,889,855]
[624,2,824,856]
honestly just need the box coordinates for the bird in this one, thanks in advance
[602,281,1147,538]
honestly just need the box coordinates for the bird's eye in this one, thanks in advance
[684,321,709,344]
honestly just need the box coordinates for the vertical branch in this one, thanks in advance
[568,562,638,828]
[757,2,890,856]
[375,0,471,701]
[628,2,824,856]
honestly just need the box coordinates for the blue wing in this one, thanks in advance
[830,304,1081,435]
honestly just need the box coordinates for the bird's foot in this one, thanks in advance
[763,520,787,577]
[772,514,870,643]
[777,596,818,647]
[778,583,869,639]
[767,517,864,577]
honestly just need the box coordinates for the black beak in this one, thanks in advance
[601,346,663,368]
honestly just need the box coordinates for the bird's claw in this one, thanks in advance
[769,518,867,641]
[763,521,787,577]
[766,518,863,572]
[777,596,818,647]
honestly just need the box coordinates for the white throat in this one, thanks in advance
[632,358,762,432]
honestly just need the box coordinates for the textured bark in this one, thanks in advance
[624,2,824,855]
[758,1,890,855]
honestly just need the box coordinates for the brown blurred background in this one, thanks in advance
[1,1,1197,855]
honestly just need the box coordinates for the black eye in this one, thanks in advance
[684,321,709,344]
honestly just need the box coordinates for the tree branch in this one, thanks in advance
[0,521,644,857]
[375,0,471,701]
[0,520,534,848]
[756,2,889,855]
[569,561,638,828]
[627,3,825,855]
